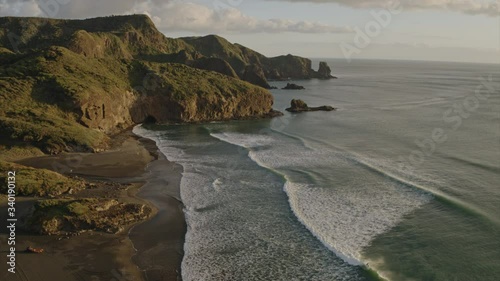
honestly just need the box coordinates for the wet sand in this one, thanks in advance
[130,152,185,281]
[0,130,185,281]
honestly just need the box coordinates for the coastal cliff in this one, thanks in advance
[180,35,335,83]
[0,15,280,154]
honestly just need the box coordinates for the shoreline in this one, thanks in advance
[131,133,186,281]
[0,129,185,281]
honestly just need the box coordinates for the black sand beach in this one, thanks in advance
[0,130,185,281]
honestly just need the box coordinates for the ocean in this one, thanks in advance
[133,59,500,281]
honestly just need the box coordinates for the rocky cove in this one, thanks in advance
[0,14,338,281]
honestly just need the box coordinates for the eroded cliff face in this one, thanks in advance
[129,87,274,124]
[128,63,275,124]
[78,90,137,133]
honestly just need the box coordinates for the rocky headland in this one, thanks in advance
[0,14,337,156]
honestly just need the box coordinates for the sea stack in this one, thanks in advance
[315,61,337,79]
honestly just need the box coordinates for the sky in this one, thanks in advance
[0,0,499,63]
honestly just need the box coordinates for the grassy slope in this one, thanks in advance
[0,161,85,196]
[180,35,265,74]
[0,47,124,153]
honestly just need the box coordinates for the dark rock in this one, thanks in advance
[315,61,337,79]
[266,54,313,79]
[289,99,308,110]
[241,64,271,89]
[282,83,305,90]
[264,109,285,118]
[310,105,335,111]
[286,99,335,113]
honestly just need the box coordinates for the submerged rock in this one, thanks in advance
[282,83,305,90]
[286,99,335,113]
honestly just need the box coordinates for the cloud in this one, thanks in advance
[265,0,500,17]
[0,0,43,17]
[0,0,351,34]
[143,2,351,33]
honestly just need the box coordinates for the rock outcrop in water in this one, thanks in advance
[286,99,336,113]
[283,83,306,90]
[315,61,337,79]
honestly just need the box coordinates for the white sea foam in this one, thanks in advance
[135,125,431,279]
[134,125,368,281]
[212,132,432,266]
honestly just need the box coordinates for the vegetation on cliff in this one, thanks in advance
[180,35,335,82]
[0,15,282,154]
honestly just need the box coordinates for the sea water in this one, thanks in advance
[133,59,500,281]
